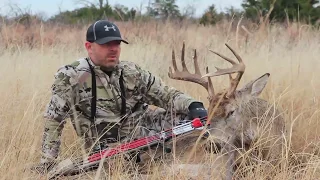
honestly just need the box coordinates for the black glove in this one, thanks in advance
[188,102,208,119]
[91,141,109,155]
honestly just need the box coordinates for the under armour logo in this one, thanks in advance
[104,25,116,31]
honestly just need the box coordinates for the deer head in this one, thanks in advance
[168,42,285,180]
[168,42,282,153]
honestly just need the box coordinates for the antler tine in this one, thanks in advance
[171,49,178,71]
[181,42,188,72]
[206,66,215,99]
[168,49,177,76]
[225,43,243,63]
[228,72,243,98]
[168,42,214,97]
[202,43,246,98]
[193,49,202,76]
[209,50,237,65]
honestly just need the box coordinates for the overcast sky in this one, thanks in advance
[0,0,243,18]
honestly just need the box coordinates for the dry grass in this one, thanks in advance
[0,19,320,180]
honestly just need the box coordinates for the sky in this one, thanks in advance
[0,0,243,18]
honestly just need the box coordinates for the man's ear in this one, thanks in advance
[237,73,270,97]
[85,41,92,52]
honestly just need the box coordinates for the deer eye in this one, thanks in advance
[227,110,235,117]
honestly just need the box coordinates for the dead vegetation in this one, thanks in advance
[0,19,319,180]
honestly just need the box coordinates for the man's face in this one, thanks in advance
[85,40,121,68]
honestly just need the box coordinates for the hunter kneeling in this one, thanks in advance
[32,20,208,174]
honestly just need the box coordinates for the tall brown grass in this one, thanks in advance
[0,19,320,180]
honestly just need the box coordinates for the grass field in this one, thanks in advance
[0,20,320,179]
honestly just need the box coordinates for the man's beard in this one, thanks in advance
[101,65,116,72]
[101,60,119,72]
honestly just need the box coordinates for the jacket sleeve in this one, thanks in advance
[40,66,77,163]
[133,63,200,113]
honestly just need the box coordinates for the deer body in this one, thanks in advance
[168,43,286,180]
[207,76,286,179]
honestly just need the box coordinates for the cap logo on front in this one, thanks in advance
[87,20,129,44]
[104,25,116,31]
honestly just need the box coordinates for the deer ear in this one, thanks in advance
[238,73,270,97]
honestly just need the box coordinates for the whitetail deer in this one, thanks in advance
[168,42,286,180]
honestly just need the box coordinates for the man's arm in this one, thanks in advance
[41,66,77,163]
[133,63,201,113]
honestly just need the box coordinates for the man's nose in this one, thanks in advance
[108,44,118,51]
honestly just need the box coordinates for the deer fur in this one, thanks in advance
[204,73,286,179]
[167,43,286,180]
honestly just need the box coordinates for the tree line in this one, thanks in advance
[2,0,320,26]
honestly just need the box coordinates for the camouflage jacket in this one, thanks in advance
[40,57,199,163]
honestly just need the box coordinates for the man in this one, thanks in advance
[34,20,207,173]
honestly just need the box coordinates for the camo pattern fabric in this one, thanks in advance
[40,57,199,163]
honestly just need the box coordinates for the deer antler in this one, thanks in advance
[168,42,215,100]
[202,43,246,98]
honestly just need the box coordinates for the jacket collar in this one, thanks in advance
[86,57,122,80]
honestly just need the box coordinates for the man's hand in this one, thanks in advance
[188,102,208,119]
[188,102,210,138]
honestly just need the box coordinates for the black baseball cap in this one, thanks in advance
[86,20,129,44]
